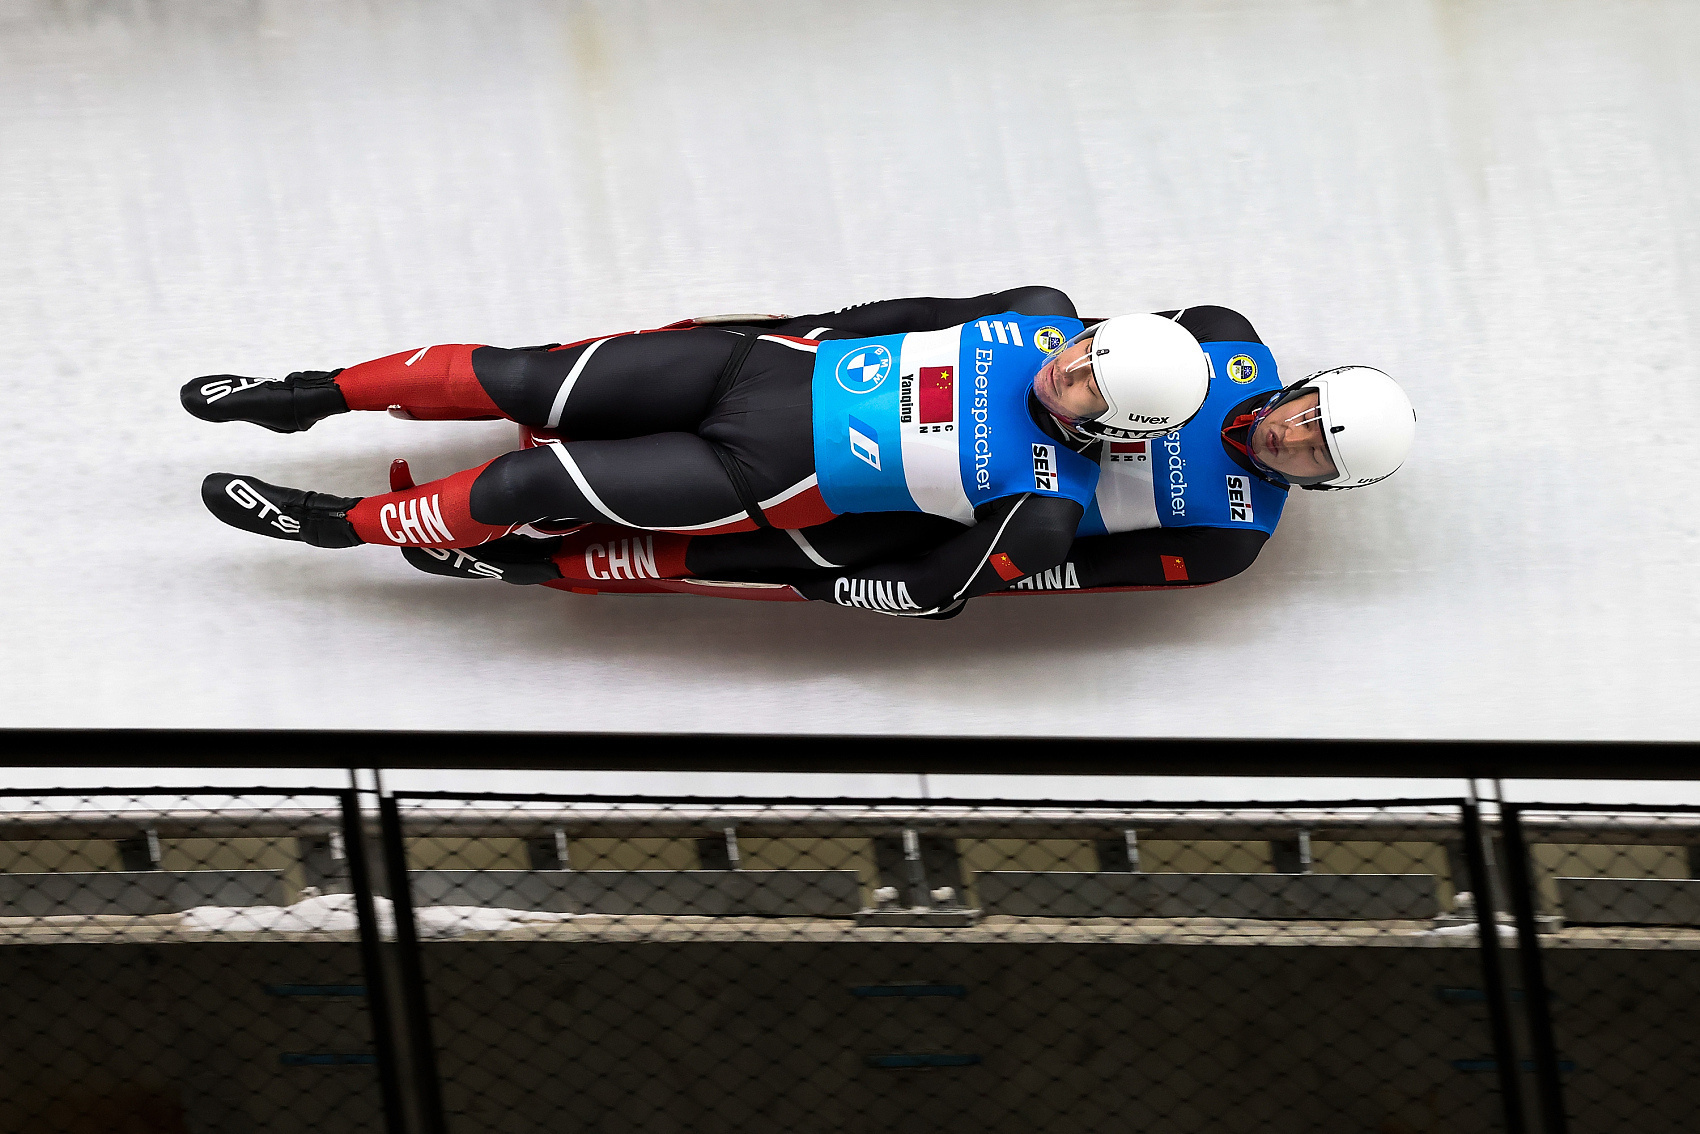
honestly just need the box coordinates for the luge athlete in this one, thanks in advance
[396,306,1419,606]
[185,288,1215,617]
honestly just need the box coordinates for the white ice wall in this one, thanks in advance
[0,1,1695,739]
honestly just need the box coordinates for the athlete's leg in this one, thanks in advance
[342,329,744,429]
[679,513,967,580]
[339,433,751,550]
[696,337,831,529]
[198,330,822,549]
[333,345,503,419]
[181,346,506,432]
[392,512,967,586]
[477,329,738,434]
[546,512,961,584]
[365,334,827,543]
[183,329,746,434]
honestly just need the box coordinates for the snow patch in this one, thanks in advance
[179,892,576,938]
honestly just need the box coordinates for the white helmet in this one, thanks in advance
[1259,365,1416,490]
[1053,313,1212,441]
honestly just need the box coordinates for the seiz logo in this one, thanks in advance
[848,415,881,470]
[1008,562,1081,591]
[1226,475,1254,523]
[584,536,660,580]
[1032,443,1058,491]
[834,577,922,612]
[420,546,504,579]
[379,494,454,544]
[200,376,282,404]
[224,478,299,535]
[976,319,1026,347]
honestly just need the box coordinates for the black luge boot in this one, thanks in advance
[180,370,348,433]
[201,473,363,548]
[401,536,565,585]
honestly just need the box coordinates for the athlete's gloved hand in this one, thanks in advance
[794,494,1082,617]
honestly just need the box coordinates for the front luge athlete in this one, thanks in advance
[396,305,1419,605]
[185,288,1213,617]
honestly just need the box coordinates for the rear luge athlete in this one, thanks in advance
[184,288,1214,616]
[392,306,1420,602]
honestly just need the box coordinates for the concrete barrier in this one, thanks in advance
[975,872,1440,920]
[0,870,289,916]
[411,869,864,917]
[1556,877,1700,926]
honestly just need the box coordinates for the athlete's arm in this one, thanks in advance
[684,512,968,582]
[779,287,1077,338]
[793,494,1083,617]
[1067,525,1269,588]
[1154,306,1262,345]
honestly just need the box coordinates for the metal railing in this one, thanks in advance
[4,787,1699,1133]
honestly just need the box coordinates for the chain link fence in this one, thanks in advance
[0,789,398,1134]
[4,788,1698,1133]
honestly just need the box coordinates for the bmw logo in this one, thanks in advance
[835,344,892,394]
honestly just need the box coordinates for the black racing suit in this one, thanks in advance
[686,304,1277,597]
[408,297,1277,611]
[493,289,1088,615]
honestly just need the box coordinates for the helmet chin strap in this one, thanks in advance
[1052,411,1093,441]
[1034,383,1099,445]
[1049,411,1110,452]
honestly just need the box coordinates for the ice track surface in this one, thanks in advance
[1,1,1695,739]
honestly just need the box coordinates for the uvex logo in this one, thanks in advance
[583,536,660,581]
[379,495,454,544]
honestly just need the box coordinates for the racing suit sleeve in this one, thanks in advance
[793,494,1083,617]
[778,286,1077,338]
[1153,306,1263,345]
[1066,525,1270,588]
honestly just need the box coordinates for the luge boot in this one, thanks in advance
[200,473,363,547]
[180,370,348,433]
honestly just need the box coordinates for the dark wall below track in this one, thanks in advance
[7,936,1692,1134]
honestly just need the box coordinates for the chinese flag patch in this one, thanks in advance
[918,365,955,424]
[989,552,1024,581]
[1160,555,1189,582]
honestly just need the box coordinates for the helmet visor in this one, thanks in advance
[1250,387,1339,485]
[1048,326,1108,425]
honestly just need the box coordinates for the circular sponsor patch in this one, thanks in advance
[1033,326,1067,355]
[834,344,892,394]
[1226,354,1258,384]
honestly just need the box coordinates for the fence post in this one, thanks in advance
[378,792,450,1134]
[1500,804,1568,1134]
[1460,799,1528,1134]
[338,790,407,1134]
